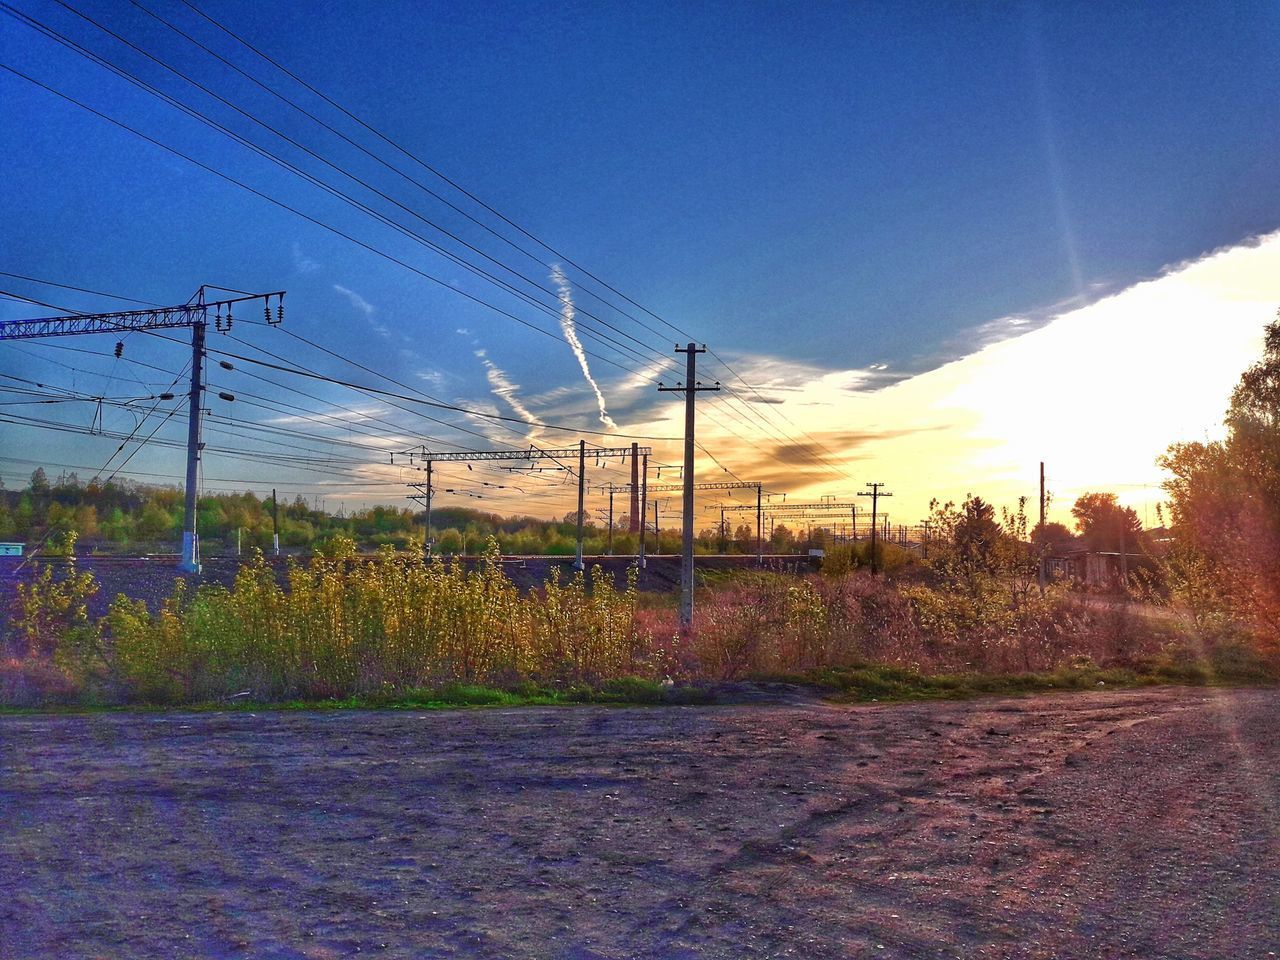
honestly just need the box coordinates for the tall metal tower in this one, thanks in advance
[0,285,285,572]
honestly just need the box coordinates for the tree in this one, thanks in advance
[29,467,49,495]
[1031,521,1075,548]
[1160,309,1280,640]
[1070,493,1142,552]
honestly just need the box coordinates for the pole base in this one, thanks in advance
[178,532,201,574]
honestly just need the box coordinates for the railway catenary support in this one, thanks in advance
[0,286,286,573]
[397,443,650,564]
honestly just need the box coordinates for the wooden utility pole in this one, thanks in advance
[658,343,720,630]
[1038,461,1047,592]
[857,482,893,574]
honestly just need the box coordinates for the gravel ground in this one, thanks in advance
[1,687,1277,959]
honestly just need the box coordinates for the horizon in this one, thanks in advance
[3,0,1278,534]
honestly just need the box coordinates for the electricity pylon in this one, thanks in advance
[0,286,285,572]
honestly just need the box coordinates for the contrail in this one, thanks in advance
[551,264,617,431]
[475,349,542,436]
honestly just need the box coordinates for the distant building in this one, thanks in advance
[1043,545,1154,588]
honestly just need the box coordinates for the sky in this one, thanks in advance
[1,0,1279,531]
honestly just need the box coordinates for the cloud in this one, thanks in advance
[333,283,392,338]
[333,284,375,317]
[474,349,542,437]
[551,265,617,431]
[291,242,320,273]
[416,368,449,389]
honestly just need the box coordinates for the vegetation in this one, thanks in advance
[6,531,1275,707]
[5,311,1278,710]
[1160,309,1280,647]
[0,472,789,557]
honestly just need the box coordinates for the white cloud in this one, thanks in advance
[291,242,320,273]
[551,265,617,432]
[474,349,542,438]
[333,284,375,317]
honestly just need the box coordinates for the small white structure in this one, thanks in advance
[0,542,24,557]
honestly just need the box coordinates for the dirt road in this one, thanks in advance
[2,687,1277,959]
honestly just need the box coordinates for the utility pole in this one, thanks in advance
[1038,461,1047,592]
[607,484,615,555]
[575,439,586,572]
[658,343,720,630]
[756,482,763,564]
[182,318,205,572]
[629,442,639,533]
[0,286,284,573]
[653,499,660,543]
[1119,519,1129,593]
[857,482,893,574]
[271,487,280,557]
[425,461,433,557]
[921,520,932,560]
[720,506,728,554]
[638,453,648,569]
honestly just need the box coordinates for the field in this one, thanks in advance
[2,686,1277,959]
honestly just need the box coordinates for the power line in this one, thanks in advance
[8,2,861,486]
[4,4,680,383]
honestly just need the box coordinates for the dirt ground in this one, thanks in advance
[1,687,1277,959]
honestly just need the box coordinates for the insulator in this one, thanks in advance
[264,303,271,323]
[113,341,123,358]
[275,299,284,324]
[225,308,232,331]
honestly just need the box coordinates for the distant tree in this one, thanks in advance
[1071,493,1142,552]
[1031,521,1075,548]
[951,495,1002,568]
[927,494,1027,592]
[29,467,49,495]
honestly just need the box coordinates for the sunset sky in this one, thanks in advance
[2,0,1279,532]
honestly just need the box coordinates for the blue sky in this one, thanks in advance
[2,0,1279,518]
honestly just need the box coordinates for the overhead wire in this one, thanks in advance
[172,0,863,483]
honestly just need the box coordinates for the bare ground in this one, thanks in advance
[1,687,1277,959]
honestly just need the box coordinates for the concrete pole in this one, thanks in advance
[637,453,647,569]
[679,344,696,628]
[179,319,206,573]
[575,439,585,572]
[756,483,763,564]
[629,442,639,532]
[425,461,433,558]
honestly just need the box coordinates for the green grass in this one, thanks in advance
[762,644,1280,704]
[0,676,716,715]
